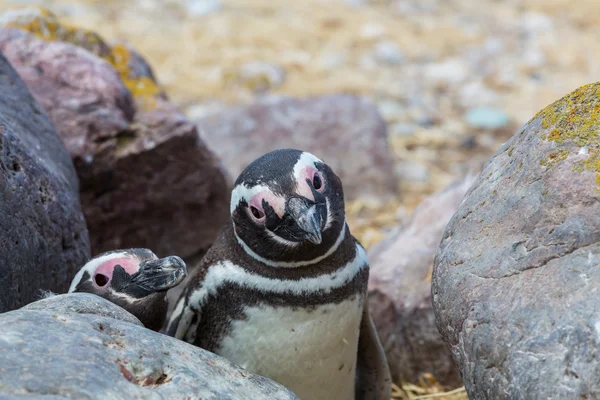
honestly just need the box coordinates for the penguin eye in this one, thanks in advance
[249,205,265,221]
[94,274,109,287]
[312,172,324,191]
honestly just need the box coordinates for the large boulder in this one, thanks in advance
[433,82,600,399]
[0,293,300,400]
[195,95,398,201]
[0,9,230,261]
[368,175,474,387]
[0,51,90,312]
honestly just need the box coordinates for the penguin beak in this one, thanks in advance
[130,256,188,292]
[287,197,323,245]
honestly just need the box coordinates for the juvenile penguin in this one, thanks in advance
[69,248,187,331]
[166,149,391,400]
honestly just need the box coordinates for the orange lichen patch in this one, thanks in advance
[539,149,569,168]
[111,43,162,110]
[536,82,600,183]
[0,7,163,111]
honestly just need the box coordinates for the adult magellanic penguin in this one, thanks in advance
[166,149,391,400]
[69,248,187,331]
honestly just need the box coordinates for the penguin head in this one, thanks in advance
[68,249,187,330]
[230,149,346,266]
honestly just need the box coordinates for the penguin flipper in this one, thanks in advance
[164,287,201,342]
[355,300,392,400]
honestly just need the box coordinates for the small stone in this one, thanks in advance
[390,123,416,137]
[377,100,406,123]
[425,58,470,85]
[521,12,554,34]
[360,23,385,40]
[460,81,500,109]
[373,40,404,65]
[465,106,510,130]
[228,61,286,93]
[185,0,221,16]
[394,161,429,183]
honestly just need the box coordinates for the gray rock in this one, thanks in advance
[0,13,230,261]
[432,82,600,399]
[0,293,299,400]
[196,94,398,201]
[0,51,90,312]
[465,106,510,130]
[373,40,404,65]
[368,175,474,386]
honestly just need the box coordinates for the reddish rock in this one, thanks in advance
[0,52,90,312]
[0,11,230,260]
[195,95,398,201]
[367,174,475,386]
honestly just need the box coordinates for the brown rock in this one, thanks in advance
[0,51,90,311]
[367,174,476,386]
[195,94,398,201]
[0,9,230,260]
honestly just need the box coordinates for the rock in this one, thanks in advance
[432,82,600,398]
[0,51,90,312]
[465,106,510,130]
[367,175,475,386]
[223,61,286,94]
[390,123,416,137]
[196,94,398,201]
[0,293,299,400]
[0,9,230,261]
[373,40,404,65]
[425,58,470,86]
[185,0,221,16]
[394,161,430,183]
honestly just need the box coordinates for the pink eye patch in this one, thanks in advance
[249,191,285,218]
[297,165,319,201]
[93,257,140,288]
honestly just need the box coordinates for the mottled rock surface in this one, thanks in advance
[368,175,474,386]
[0,293,299,400]
[196,95,398,201]
[0,52,89,312]
[0,9,230,260]
[433,82,600,399]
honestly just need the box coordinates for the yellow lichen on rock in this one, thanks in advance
[536,82,600,183]
[0,7,162,111]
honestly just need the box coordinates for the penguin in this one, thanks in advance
[69,248,187,331]
[165,149,391,400]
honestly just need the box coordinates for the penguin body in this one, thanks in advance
[69,248,187,331]
[166,149,391,400]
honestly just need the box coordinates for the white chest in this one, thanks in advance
[216,295,364,400]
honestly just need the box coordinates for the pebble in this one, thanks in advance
[390,123,416,137]
[185,0,221,16]
[373,40,404,65]
[378,100,406,123]
[394,161,430,183]
[234,62,286,93]
[465,106,509,130]
[425,58,470,85]
[360,23,385,40]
